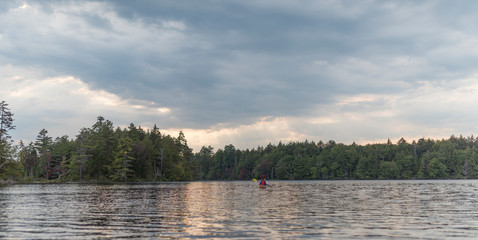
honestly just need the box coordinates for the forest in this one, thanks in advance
[1,100,478,182]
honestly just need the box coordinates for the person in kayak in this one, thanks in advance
[259,177,269,187]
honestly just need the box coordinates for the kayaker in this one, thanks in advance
[259,177,269,187]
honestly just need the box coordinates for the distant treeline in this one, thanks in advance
[3,116,197,182]
[1,116,478,181]
[197,135,478,180]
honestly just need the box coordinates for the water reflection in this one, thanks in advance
[1,180,478,238]
[181,181,272,238]
[0,189,7,238]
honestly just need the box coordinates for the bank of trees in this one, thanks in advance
[2,115,196,182]
[2,100,478,181]
[196,136,478,180]
[0,101,22,180]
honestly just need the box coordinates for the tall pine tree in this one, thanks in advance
[0,101,15,172]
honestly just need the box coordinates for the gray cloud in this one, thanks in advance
[3,0,478,150]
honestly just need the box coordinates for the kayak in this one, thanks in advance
[259,185,267,188]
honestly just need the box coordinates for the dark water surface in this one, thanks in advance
[1,180,478,239]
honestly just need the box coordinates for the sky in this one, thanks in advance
[2,0,478,152]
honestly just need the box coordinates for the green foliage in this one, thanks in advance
[89,116,116,179]
[4,116,197,182]
[379,161,399,179]
[5,102,478,182]
[12,126,478,181]
[429,158,447,179]
[69,128,93,181]
[109,135,134,181]
[196,146,214,180]
[18,141,39,179]
[0,101,17,177]
[197,136,478,181]
[0,141,23,180]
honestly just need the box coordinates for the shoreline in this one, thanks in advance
[0,179,16,185]
[2,178,478,186]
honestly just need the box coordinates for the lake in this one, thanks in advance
[1,180,478,239]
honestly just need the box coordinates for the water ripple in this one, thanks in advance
[2,180,478,239]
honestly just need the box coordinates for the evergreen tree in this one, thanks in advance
[35,129,53,179]
[0,101,15,173]
[19,142,39,179]
[109,135,134,181]
[0,140,22,180]
[69,128,93,181]
[51,136,74,180]
[150,124,163,180]
[90,116,116,180]
[196,146,214,179]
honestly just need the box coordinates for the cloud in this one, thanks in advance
[2,1,478,152]
[180,72,478,151]
[298,75,478,144]
[171,117,311,151]
[0,65,171,142]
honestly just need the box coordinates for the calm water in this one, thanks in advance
[1,180,478,239]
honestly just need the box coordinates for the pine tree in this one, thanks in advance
[90,116,116,180]
[35,129,53,179]
[0,101,15,172]
[109,136,134,181]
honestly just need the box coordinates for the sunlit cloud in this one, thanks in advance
[1,68,171,141]
[5,75,171,115]
[17,3,30,10]
[166,117,310,151]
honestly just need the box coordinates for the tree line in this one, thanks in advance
[195,136,478,181]
[2,100,478,181]
[13,117,196,182]
[1,103,196,181]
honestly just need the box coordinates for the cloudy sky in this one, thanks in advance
[2,0,478,152]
